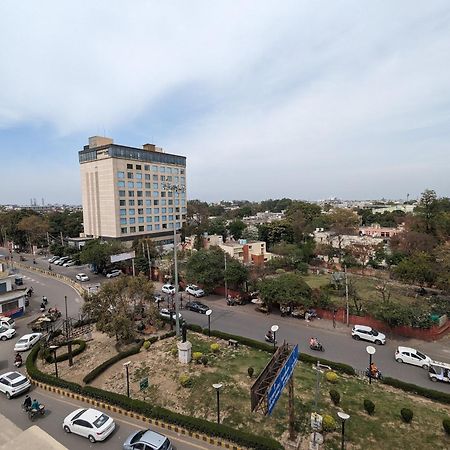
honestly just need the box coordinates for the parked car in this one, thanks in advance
[185,301,209,314]
[351,325,386,345]
[185,284,205,298]
[429,361,450,383]
[63,408,116,443]
[395,346,432,369]
[123,429,173,450]
[0,371,31,399]
[48,256,59,263]
[161,284,175,295]
[159,308,184,323]
[0,316,15,329]
[76,273,90,282]
[54,256,70,265]
[0,327,16,341]
[14,333,42,352]
[63,260,77,267]
[106,269,122,278]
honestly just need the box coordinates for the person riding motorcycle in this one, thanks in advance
[266,330,274,341]
[14,353,22,367]
[309,337,317,347]
[23,395,32,411]
[370,362,379,378]
[42,296,48,305]
[31,399,41,411]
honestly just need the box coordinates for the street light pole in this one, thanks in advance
[224,253,228,301]
[206,309,212,336]
[271,324,279,352]
[123,361,131,397]
[366,345,376,385]
[212,383,223,424]
[337,411,350,450]
[49,345,59,378]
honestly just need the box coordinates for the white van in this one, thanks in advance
[0,317,16,330]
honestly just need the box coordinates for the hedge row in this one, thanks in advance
[83,340,144,384]
[383,377,450,405]
[45,340,87,364]
[299,353,355,376]
[26,344,283,450]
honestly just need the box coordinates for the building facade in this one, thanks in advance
[79,136,187,244]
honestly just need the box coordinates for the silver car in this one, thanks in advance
[123,429,172,450]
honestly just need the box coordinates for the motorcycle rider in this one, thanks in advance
[266,330,274,341]
[370,362,379,379]
[42,296,48,305]
[31,398,41,412]
[14,353,22,367]
[23,395,32,411]
[40,302,46,312]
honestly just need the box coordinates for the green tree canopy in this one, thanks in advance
[227,219,246,240]
[79,239,124,272]
[393,251,437,287]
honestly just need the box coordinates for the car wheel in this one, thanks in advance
[353,335,360,340]
[6,392,11,399]
[396,358,403,364]
[64,425,71,433]
[422,364,429,369]
[88,435,96,443]
[1,336,7,341]
[430,376,438,382]
[375,340,382,345]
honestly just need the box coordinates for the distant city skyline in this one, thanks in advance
[1,1,449,204]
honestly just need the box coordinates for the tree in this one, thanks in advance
[241,225,259,241]
[328,209,359,261]
[208,218,228,241]
[393,252,437,287]
[82,275,156,343]
[348,242,374,274]
[258,221,294,246]
[79,239,124,273]
[186,247,225,293]
[225,257,249,290]
[390,230,437,256]
[228,220,246,240]
[18,215,49,250]
[285,201,322,243]
[259,273,312,309]
[416,189,439,234]
[434,242,450,292]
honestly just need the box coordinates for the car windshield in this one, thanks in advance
[72,409,87,421]
[17,338,28,344]
[0,327,8,333]
[372,330,379,336]
[160,438,171,450]
[93,414,109,428]
[12,377,27,387]
[131,430,146,444]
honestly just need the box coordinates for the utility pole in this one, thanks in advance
[60,231,64,246]
[344,264,349,326]
[64,295,73,366]
[224,253,228,300]
[146,242,152,278]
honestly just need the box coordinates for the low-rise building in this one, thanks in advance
[219,239,273,266]
[359,223,404,238]
[0,268,27,318]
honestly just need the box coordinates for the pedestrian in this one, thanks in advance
[332,309,337,328]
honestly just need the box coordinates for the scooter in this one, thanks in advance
[365,368,383,380]
[310,342,325,352]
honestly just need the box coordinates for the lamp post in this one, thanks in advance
[337,411,350,450]
[49,345,59,378]
[271,324,279,352]
[123,361,131,397]
[224,253,228,301]
[162,182,186,338]
[366,346,376,385]
[212,383,223,424]
[206,309,212,336]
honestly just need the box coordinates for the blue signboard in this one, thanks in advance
[267,345,299,415]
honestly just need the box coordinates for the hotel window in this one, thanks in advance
[136,182,143,189]
[167,176,173,182]
[166,167,172,174]
[129,200,135,206]
[130,226,136,232]
[167,191,172,197]
[175,199,179,205]
[137,199,143,206]
[169,223,174,229]
[145,174,150,180]
[144,165,150,171]
[161,199,167,206]
[117,180,125,187]
[159,166,165,173]
[146,208,152,214]
[152,182,159,189]
[128,191,134,197]
[117,171,125,178]
[154,208,160,214]
[182,207,187,213]
[155,224,160,230]
[145,199,151,206]
[138,217,144,223]
[137,191,143,197]
[153,174,158,181]
[146,225,153,231]
[160,175,166,182]
[136,165,141,170]
[175,207,180,212]
[161,191,166,197]
[168,207,173,213]
[154,216,160,222]
[128,181,134,188]
[130,218,136,224]
[162,215,167,221]
[138,208,143,215]
[145,191,151,197]
[127,172,133,179]
[145,182,151,189]
[119,200,126,206]
[162,207,167,213]
[136,172,142,179]
[153,191,159,197]
[180,169,185,174]
[181,199,186,205]
[146,216,152,222]
[127,163,133,169]
[154,200,159,206]
[169,215,174,221]
[120,209,126,216]
[139,225,144,232]
[121,227,127,234]
[119,190,125,197]
[176,222,181,228]
[181,177,185,183]
[120,218,127,224]
[129,209,135,215]
[152,165,158,171]
[162,224,167,229]
[168,200,173,205]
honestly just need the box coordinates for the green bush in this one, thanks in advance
[325,371,338,383]
[400,408,413,423]
[170,347,178,357]
[322,414,336,432]
[383,377,450,405]
[148,336,159,344]
[443,418,450,435]
[248,367,254,378]
[210,343,220,353]
[143,340,151,351]
[160,331,176,340]
[187,323,203,333]
[45,340,87,363]
[205,329,274,353]
[83,340,144,384]
[329,389,340,405]
[192,352,203,363]
[179,373,193,388]
[299,353,355,375]
[363,399,375,415]
[200,355,208,366]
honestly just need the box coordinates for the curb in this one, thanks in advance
[31,379,242,450]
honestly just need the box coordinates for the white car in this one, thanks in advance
[76,273,90,282]
[14,333,42,352]
[351,325,386,345]
[159,308,184,322]
[63,408,116,443]
[55,257,70,265]
[48,256,59,263]
[63,260,77,267]
[106,269,122,278]
[161,284,176,295]
[0,371,31,399]
[0,327,16,341]
[395,346,433,369]
[185,284,205,297]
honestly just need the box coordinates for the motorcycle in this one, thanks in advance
[265,333,277,344]
[27,405,46,420]
[227,297,236,306]
[14,356,23,368]
[305,309,318,321]
[309,342,324,352]
[365,368,383,380]
[40,303,46,312]
[42,296,48,305]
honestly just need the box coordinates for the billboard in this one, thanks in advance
[110,251,136,263]
[267,344,299,415]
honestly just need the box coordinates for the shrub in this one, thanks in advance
[329,389,340,405]
[400,408,413,423]
[143,340,151,351]
[322,414,336,432]
[210,343,220,353]
[200,355,208,366]
[248,367,254,378]
[325,371,338,383]
[171,347,178,357]
[179,373,193,388]
[363,399,375,415]
[443,418,450,435]
[299,353,355,376]
[160,331,176,340]
[192,352,203,363]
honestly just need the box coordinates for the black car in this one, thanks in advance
[185,301,209,314]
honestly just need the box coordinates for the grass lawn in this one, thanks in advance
[90,333,450,449]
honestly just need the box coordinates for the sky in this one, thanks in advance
[0,0,449,205]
